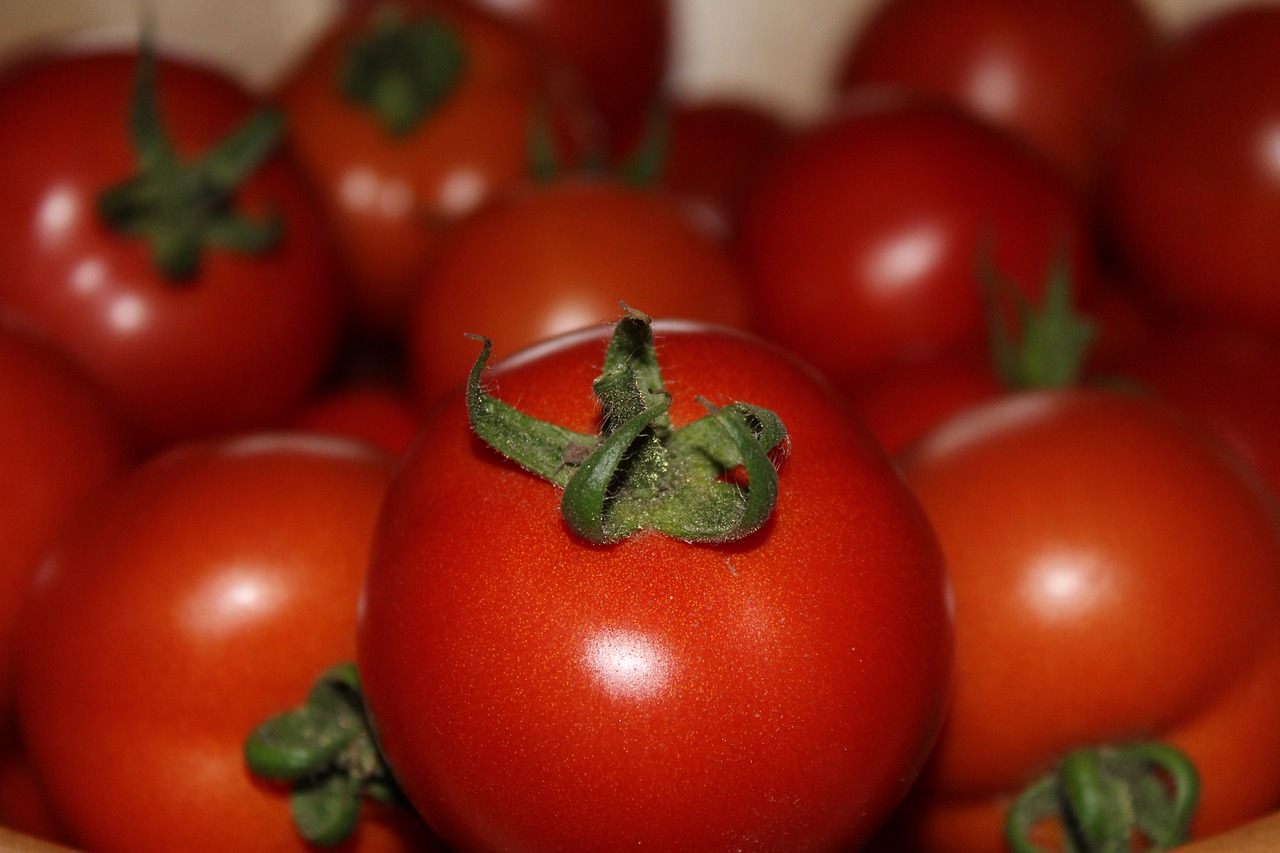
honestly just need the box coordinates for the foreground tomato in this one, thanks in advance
[360,314,953,851]
[834,0,1157,190]
[404,176,752,405]
[0,48,341,450]
[277,0,591,334]
[883,389,1280,853]
[13,434,434,852]
[736,94,1096,389]
[1104,6,1280,333]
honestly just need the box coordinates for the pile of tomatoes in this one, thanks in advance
[2,0,1280,851]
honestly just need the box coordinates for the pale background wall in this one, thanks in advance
[0,0,1273,120]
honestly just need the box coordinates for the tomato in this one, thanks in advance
[833,0,1157,190]
[359,315,953,851]
[404,177,752,406]
[459,0,671,145]
[276,0,593,335]
[1104,6,1280,333]
[0,48,342,451]
[650,98,791,234]
[883,389,1280,852]
[1097,319,1280,499]
[0,321,130,738]
[736,94,1096,390]
[12,433,435,852]
[285,384,421,456]
[0,748,64,843]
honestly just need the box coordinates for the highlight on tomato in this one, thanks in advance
[878,387,1280,853]
[358,310,954,851]
[12,433,436,853]
[275,0,595,334]
[0,41,343,451]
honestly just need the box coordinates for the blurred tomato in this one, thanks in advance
[0,49,342,451]
[737,94,1096,389]
[835,0,1157,189]
[405,176,751,405]
[286,384,421,456]
[1105,5,1280,333]
[277,0,594,334]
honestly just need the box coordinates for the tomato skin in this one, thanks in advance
[460,0,671,144]
[736,95,1096,389]
[0,50,342,451]
[360,321,953,852]
[0,322,130,737]
[277,0,593,335]
[834,0,1157,190]
[404,178,752,406]
[887,389,1280,853]
[1097,320,1280,499]
[286,384,421,456]
[1104,6,1280,333]
[13,434,435,852]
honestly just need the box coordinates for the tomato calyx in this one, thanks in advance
[96,37,284,281]
[1005,742,1200,853]
[338,5,466,137]
[244,663,408,846]
[466,308,789,545]
[980,243,1095,390]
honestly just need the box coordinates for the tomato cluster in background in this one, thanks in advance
[2,0,1280,851]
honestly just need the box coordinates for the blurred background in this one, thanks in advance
[1,0,1274,122]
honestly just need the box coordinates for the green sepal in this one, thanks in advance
[1006,742,1200,853]
[978,240,1096,390]
[618,103,671,187]
[244,663,408,848]
[338,5,467,137]
[465,307,788,545]
[96,36,284,281]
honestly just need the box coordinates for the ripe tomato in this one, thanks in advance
[0,321,130,738]
[459,0,671,145]
[276,0,593,334]
[885,389,1280,853]
[649,98,791,234]
[285,384,421,456]
[359,316,953,851]
[1097,319,1280,499]
[736,94,1096,389]
[834,0,1157,190]
[13,433,435,852]
[1104,6,1280,333]
[0,48,342,451]
[404,177,752,406]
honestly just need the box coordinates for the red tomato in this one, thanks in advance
[285,384,421,456]
[13,434,435,852]
[0,49,342,451]
[0,747,64,843]
[834,0,1158,190]
[0,321,130,737]
[736,95,1096,389]
[459,0,671,145]
[1097,319,1280,499]
[359,318,953,851]
[277,0,593,334]
[886,389,1280,852]
[404,178,752,406]
[652,98,791,233]
[1104,6,1280,333]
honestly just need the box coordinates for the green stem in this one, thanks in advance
[466,307,789,545]
[244,663,410,847]
[337,5,467,136]
[96,36,283,281]
[1006,742,1200,853]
